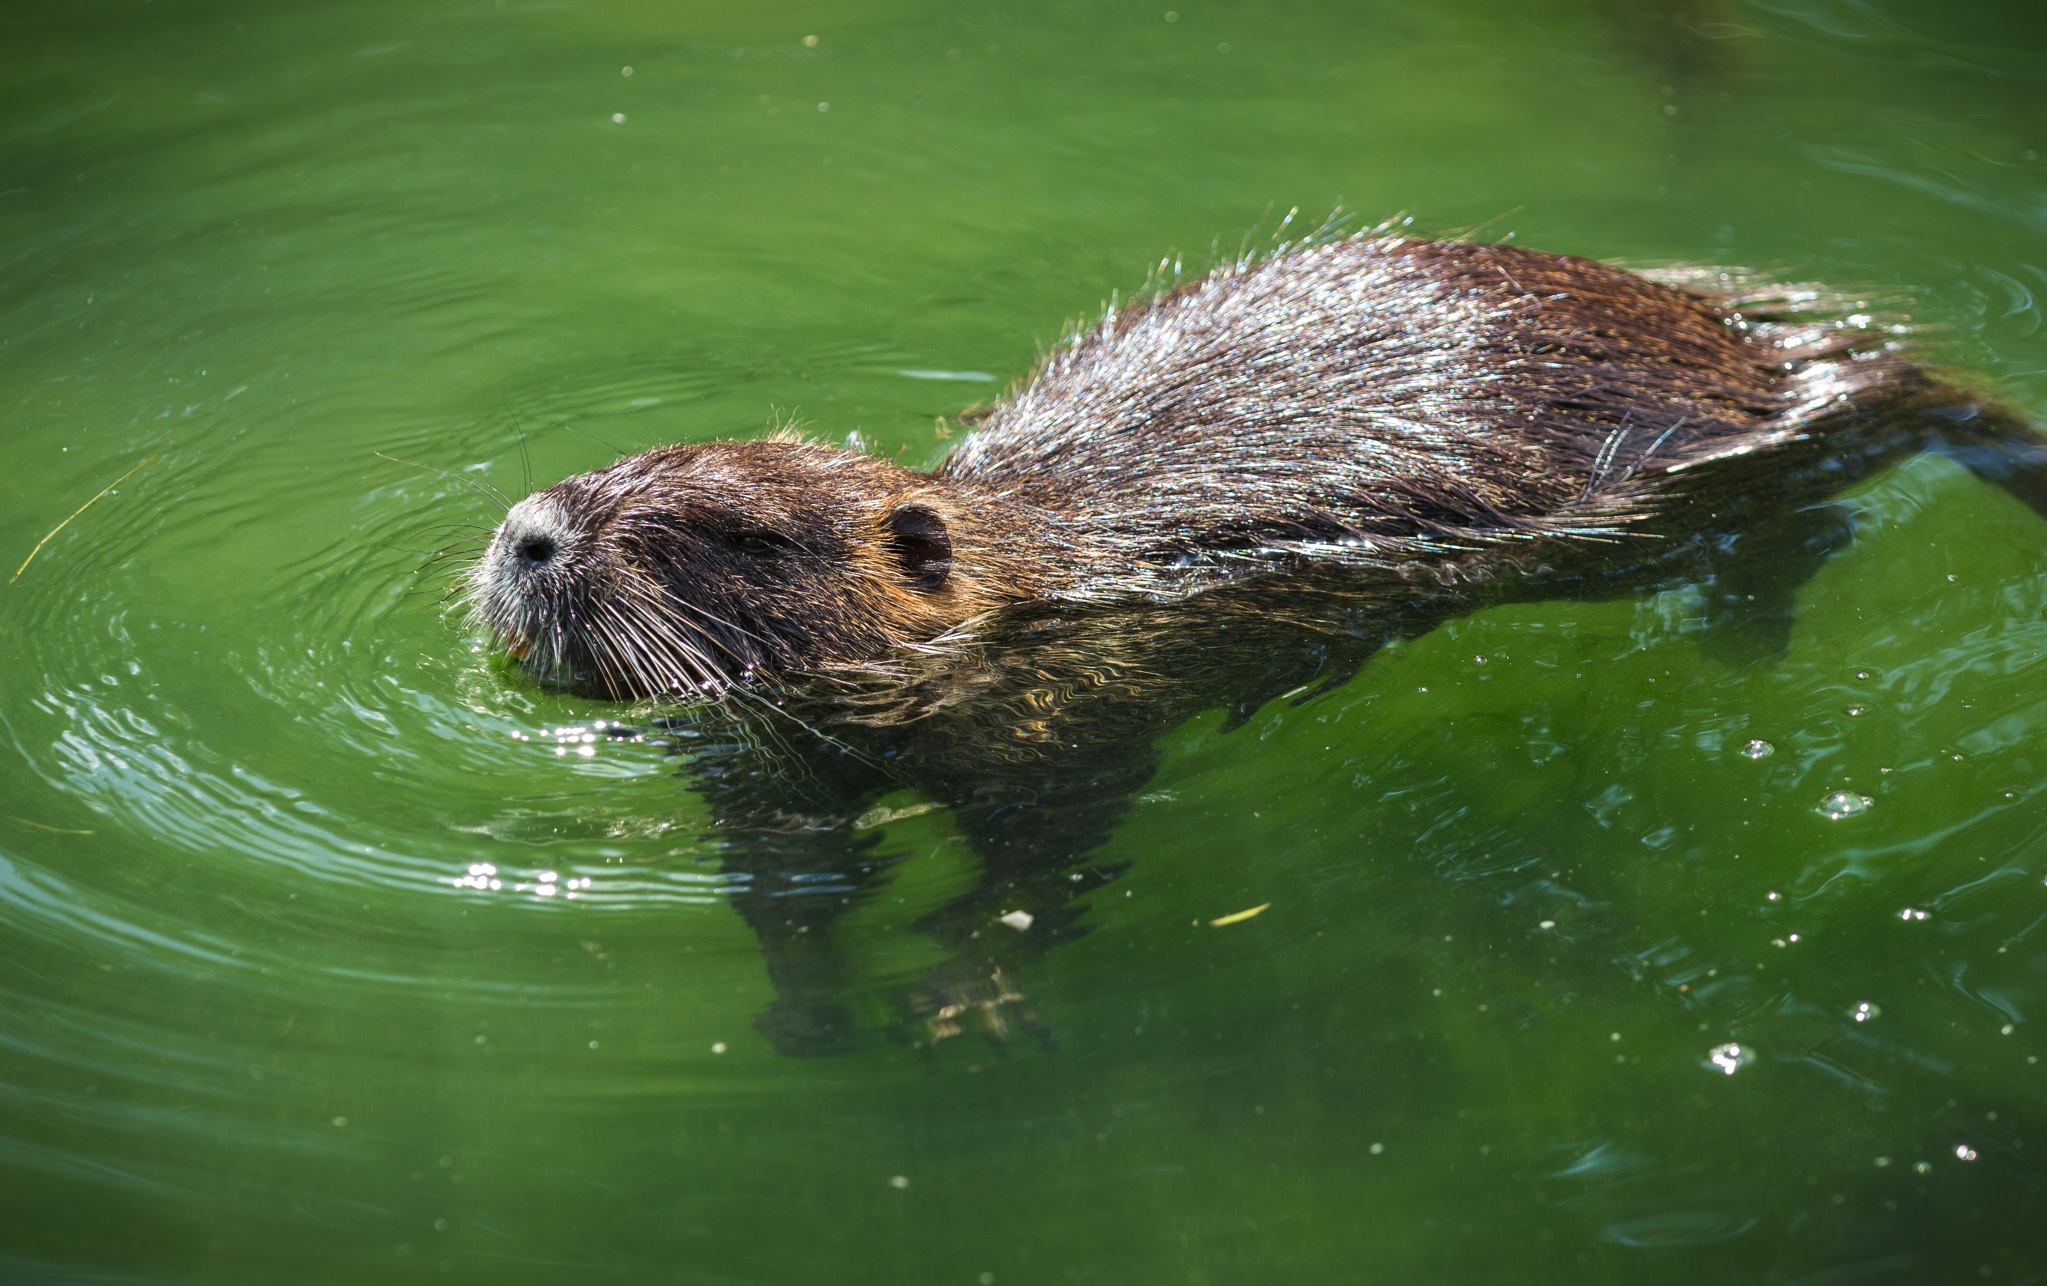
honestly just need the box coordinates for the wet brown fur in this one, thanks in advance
[468,232,1950,699]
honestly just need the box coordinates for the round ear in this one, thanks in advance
[882,503,952,592]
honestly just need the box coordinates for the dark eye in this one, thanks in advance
[732,529,790,555]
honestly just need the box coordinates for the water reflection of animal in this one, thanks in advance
[467,232,2047,1054]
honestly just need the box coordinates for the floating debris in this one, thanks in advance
[998,910,1034,931]
[1210,903,1270,927]
[11,454,157,582]
[10,816,94,835]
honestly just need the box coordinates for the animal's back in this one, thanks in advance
[939,236,1915,564]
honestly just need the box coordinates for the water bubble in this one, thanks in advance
[1846,706,1866,718]
[1900,907,1929,921]
[1817,792,1873,819]
[1740,739,1774,760]
[1955,1145,1978,1162]
[1852,1002,1880,1023]
[1913,1161,1932,1174]
[1706,1043,1750,1075]
[889,1175,909,1189]
[611,113,626,124]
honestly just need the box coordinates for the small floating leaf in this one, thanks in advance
[1210,903,1270,927]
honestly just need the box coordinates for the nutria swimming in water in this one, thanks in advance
[469,232,2043,700]
[464,230,2047,1055]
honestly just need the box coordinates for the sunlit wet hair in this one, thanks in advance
[465,226,1929,702]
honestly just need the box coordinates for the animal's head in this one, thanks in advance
[467,438,1024,698]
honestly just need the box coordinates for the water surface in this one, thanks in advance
[4,1,2047,1281]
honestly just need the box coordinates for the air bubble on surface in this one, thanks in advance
[1706,1043,1750,1075]
[1817,792,1872,819]
[1740,739,1774,760]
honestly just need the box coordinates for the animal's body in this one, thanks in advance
[470,233,2034,700]
[465,232,2047,1055]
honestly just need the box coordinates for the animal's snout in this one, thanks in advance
[495,499,570,575]
[513,532,558,568]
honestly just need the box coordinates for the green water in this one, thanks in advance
[5,0,2047,1281]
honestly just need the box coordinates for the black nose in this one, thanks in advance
[514,534,558,567]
